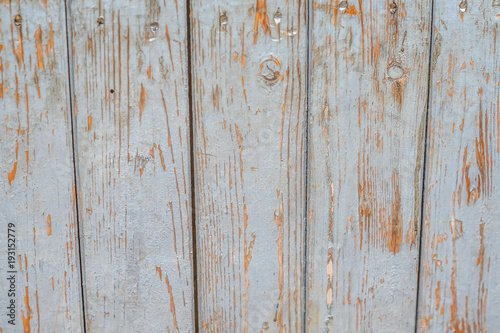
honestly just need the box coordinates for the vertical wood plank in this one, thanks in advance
[417,1,500,331]
[307,1,432,331]
[0,0,84,332]
[69,0,194,331]
[190,0,307,331]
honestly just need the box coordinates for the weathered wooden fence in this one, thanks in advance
[1,0,499,332]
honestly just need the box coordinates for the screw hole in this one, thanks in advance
[110,89,114,94]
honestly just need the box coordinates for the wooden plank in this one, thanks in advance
[417,1,500,331]
[190,0,307,331]
[306,1,432,331]
[68,1,195,331]
[0,0,84,332]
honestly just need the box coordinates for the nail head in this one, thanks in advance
[273,8,282,25]
[14,14,22,26]
[338,1,348,12]
[390,3,398,14]
[150,22,159,34]
[459,0,467,12]
[219,11,228,27]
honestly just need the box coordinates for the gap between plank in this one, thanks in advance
[302,0,313,331]
[186,0,200,331]
[414,0,436,331]
[64,1,88,332]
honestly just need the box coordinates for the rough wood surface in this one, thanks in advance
[417,1,500,331]
[3,1,500,331]
[306,1,432,331]
[69,0,195,331]
[0,0,84,332]
[190,0,307,331]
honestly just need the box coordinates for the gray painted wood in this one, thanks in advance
[68,0,195,331]
[2,1,498,331]
[417,1,500,331]
[306,1,432,331]
[0,0,84,332]
[190,0,307,331]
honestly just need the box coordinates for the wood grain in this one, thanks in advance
[190,0,307,331]
[0,0,84,332]
[306,1,432,331]
[417,1,500,331]
[68,0,195,331]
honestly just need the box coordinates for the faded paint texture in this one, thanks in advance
[191,0,307,331]
[0,0,84,332]
[306,0,432,331]
[1,1,499,332]
[417,1,500,331]
[69,0,194,331]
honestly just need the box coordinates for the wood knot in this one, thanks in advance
[259,56,284,86]
[387,63,405,80]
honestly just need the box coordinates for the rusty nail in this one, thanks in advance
[97,16,105,25]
